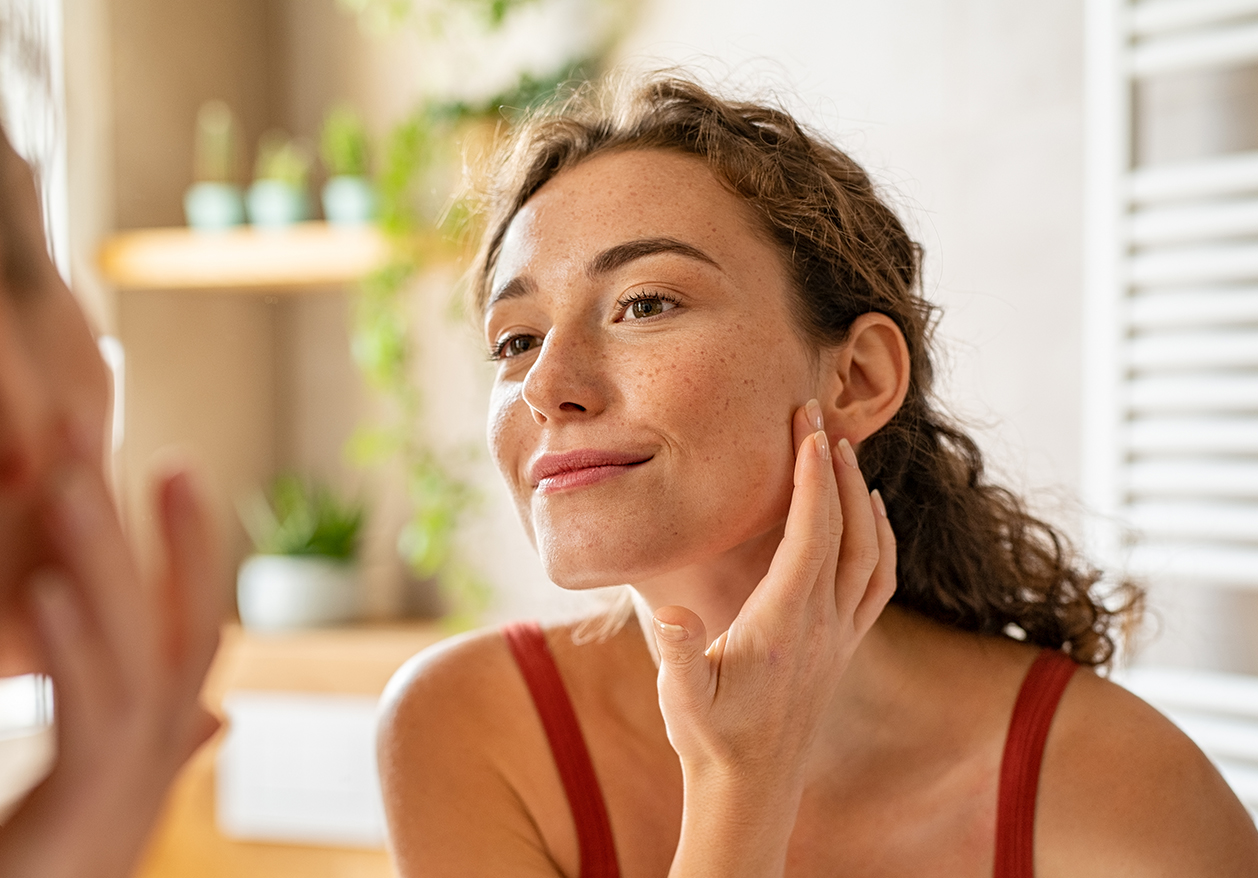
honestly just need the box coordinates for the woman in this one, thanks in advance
[0,123,225,876]
[378,75,1258,876]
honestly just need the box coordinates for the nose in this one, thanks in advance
[520,326,608,425]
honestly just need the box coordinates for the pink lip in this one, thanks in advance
[529,449,654,493]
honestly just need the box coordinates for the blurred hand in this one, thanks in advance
[0,452,226,878]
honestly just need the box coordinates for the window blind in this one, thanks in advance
[1085,0,1258,593]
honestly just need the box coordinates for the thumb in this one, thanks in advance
[653,606,712,707]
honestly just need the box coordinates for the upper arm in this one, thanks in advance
[1038,671,1258,877]
[377,631,565,878]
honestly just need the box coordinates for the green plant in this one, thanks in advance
[240,475,365,561]
[193,99,238,184]
[321,105,372,178]
[254,129,313,187]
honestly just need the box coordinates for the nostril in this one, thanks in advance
[558,402,587,413]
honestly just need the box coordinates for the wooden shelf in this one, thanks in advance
[98,222,391,292]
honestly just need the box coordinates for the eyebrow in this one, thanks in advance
[487,236,720,309]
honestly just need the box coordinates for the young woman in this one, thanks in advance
[378,75,1258,877]
[0,123,226,876]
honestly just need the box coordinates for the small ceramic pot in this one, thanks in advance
[183,182,245,231]
[237,555,361,631]
[246,180,309,229]
[321,175,377,226]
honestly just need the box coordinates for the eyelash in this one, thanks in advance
[616,289,681,320]
[488,334,539,362]
[487,290,682,361]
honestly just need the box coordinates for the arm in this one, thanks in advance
[0,459,225,878]
[652,402,897,877]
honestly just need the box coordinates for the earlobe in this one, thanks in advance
[820,313,911,444]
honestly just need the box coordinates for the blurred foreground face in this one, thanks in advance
[0,131,110,615]
[484,148,829,590]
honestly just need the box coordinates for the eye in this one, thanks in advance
[489,333,543,361]
[618,290,679,321]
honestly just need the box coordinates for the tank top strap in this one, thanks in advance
[994,647,1078,878]
[502,620,621,878]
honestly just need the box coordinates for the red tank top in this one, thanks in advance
[503,621,1076,878]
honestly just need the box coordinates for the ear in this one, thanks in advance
[817,312,910,445]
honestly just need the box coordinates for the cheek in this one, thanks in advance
[487,380,537,538]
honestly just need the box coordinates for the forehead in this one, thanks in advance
[492,149,781,296]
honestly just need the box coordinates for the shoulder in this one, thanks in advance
[1037,665,1258,876]
[379,625,521,737]
[376,625,570,877]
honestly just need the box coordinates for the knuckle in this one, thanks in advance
[848,544,882,573]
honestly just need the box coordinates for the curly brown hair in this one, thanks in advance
[469,73,1140,667]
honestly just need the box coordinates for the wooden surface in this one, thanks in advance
[133,621,446,878]
[98,222,391,291]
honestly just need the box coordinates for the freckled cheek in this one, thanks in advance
[487,383,531,493]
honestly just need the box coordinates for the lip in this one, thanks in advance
[528,449,654,493]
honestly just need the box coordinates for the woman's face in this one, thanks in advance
[485,148,829,589]
[0,133,110,611]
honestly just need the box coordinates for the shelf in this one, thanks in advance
[98,222,392,292]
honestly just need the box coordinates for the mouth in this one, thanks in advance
[529,449,654,493]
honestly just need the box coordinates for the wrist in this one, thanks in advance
[670,765,804,878]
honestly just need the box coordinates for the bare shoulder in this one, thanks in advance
[377,626,569,878]
[1037,666,1258,877]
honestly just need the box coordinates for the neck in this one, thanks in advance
[629,522,784,649]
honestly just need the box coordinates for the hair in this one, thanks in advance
[468,72,1141,667]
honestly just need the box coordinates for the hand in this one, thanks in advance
[0,453,226,878]
[652,399,897,791]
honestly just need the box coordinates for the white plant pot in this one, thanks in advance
[237,555,361,631]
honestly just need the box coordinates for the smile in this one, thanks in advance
[529,450,654,494]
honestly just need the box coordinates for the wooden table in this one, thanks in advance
[134,622,445,878]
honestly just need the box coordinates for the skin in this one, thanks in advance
[379,148,1258,877]
[0,129,227,878]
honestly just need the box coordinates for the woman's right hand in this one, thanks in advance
[0,452,226,878]
[651,400,897,876]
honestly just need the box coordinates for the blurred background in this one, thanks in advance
[2,0,1258,872]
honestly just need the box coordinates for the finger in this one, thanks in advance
[41,461,155,680]
[832,439,881,620]
[28,569,119,759]
[853,489,898,632]
[653,605,713,712]
[156,467,224,680]
[792,399,824,456]
[753,429,835,619]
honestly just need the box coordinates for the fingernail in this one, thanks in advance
[654,619,687,642]
[805,398,823,432]
[814,430,830,460]
[838,437,859,469]
[871,488,887,518]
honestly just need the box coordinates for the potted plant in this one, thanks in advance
[236,475,366,631]
[320,105,378,225]
[247,130,313,228]
[184,100,245,231]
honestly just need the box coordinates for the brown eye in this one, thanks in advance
[492,334,541,360]
[631,299,666,318]
[622,294,678,320]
